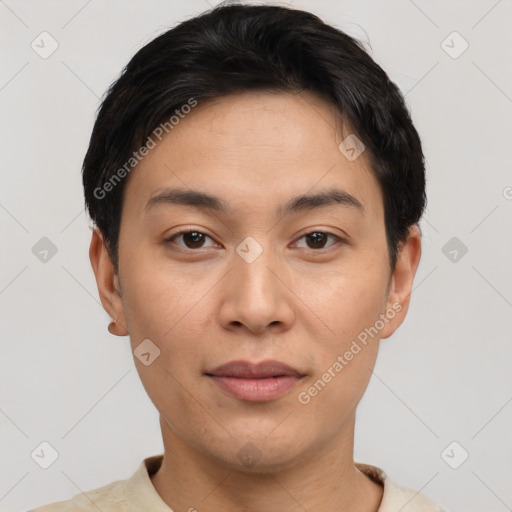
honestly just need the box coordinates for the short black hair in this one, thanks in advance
[82,3,426,274]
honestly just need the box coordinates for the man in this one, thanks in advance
[31,4,446,511]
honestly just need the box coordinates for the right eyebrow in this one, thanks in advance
[145,188,232,214]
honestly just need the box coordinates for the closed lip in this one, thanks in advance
[205,360,305,378]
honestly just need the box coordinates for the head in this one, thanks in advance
[86,4,424,471]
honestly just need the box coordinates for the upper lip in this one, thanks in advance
[206,360,304,378]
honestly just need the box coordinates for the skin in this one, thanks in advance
[89,90,421,512]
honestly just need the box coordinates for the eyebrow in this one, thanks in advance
[144,187,364,217]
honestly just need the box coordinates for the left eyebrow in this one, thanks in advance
[144,187,364,216]
[278,188,364,217]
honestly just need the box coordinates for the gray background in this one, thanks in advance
[1,1,511,511]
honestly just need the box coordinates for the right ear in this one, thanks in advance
[89,227,129,337]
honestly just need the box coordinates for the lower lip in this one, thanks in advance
[208,375,302,402]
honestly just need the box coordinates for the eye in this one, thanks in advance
[164,229,345,252]
[165,229,217,250]
[295,231,344,250]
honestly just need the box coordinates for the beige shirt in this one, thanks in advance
[30,454,446,512]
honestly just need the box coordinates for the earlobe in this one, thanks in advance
[89,227,129,337]
[380,224,422,340]
[108,319,126,336]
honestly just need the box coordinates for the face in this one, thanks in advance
[90,90,421,472]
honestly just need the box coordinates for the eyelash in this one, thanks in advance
[164,229,346,252]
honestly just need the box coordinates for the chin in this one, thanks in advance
[209,434,309,475]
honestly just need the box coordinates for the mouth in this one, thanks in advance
[205,360,306,402]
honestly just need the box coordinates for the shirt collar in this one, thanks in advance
[124,454,407,512]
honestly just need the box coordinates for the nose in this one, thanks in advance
[217,241,295,335]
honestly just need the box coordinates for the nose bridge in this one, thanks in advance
[234,234,279,301]
[219,233,293,333]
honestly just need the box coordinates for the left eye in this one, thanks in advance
[295,231,342,250]
[166,230,342,251]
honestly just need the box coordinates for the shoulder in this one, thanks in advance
[355,462,448,512]
[382,478,448,512]
[29,454,166,512]
[28,478,129,512]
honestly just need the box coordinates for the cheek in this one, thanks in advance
[303,266,388,351]
[121,254,209,339]
[297,348,378,440]
[121,258,215,393]
[297,282,384,424]
[297,268,387,413]
[122,264,208,416]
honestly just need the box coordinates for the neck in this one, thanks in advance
[150,417,384,512]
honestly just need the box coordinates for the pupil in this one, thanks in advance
[308,232,325,249]
[184,231,204,248]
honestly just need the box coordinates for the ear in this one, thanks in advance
[380,224,422,340]
[89,227,129,337]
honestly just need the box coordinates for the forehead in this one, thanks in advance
[121,90,383,222]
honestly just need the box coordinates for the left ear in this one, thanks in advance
[380,224,422,340]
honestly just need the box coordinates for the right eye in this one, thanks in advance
[164,229,218,250]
